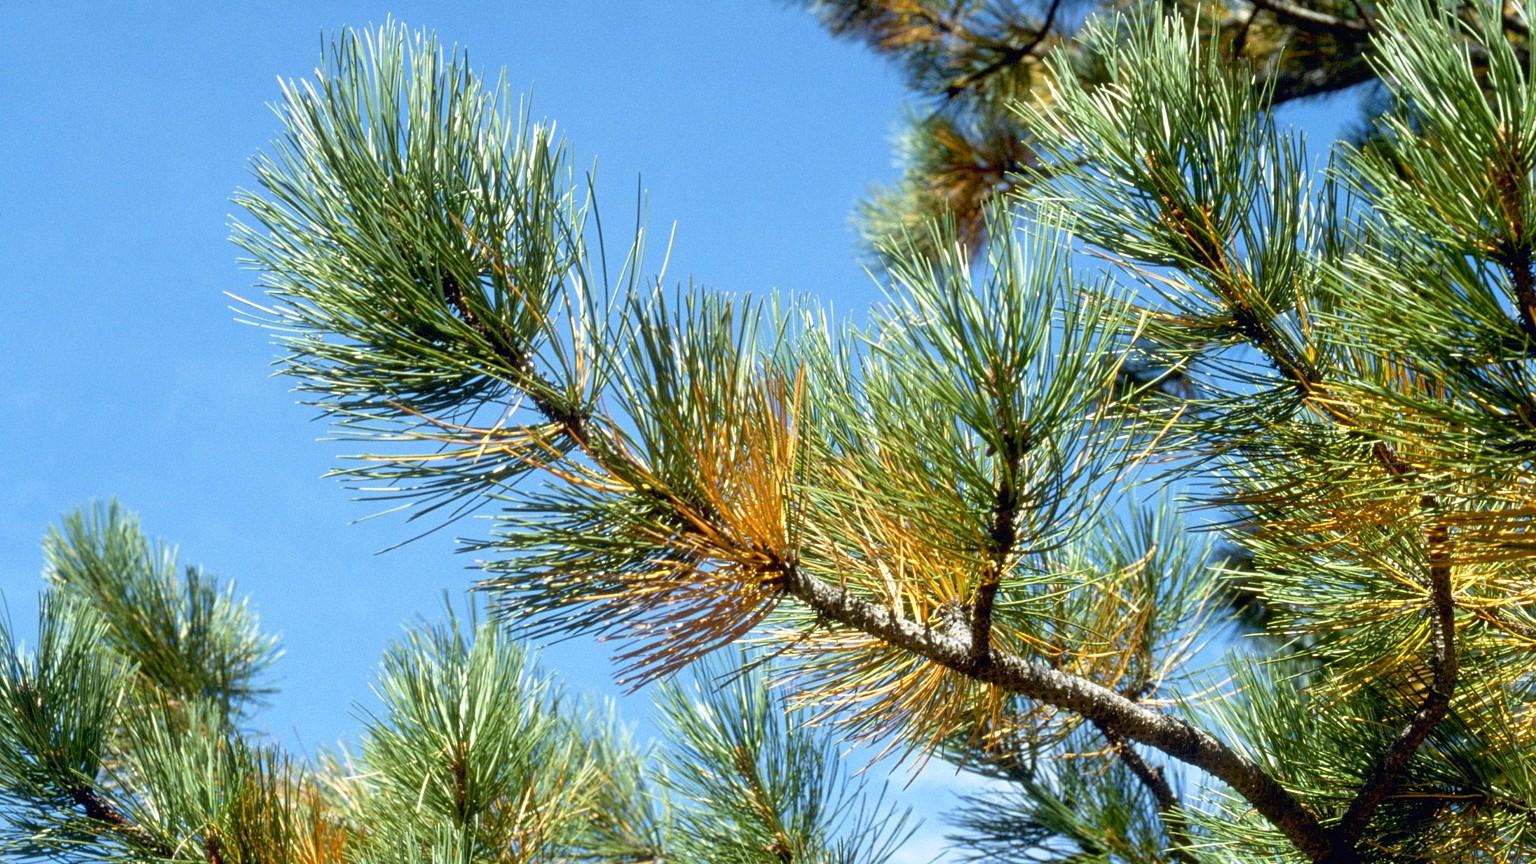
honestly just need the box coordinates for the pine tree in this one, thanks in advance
[0,502,909,862]
[221,4,1536,859]
[9,1,1536,860]
[793,0,1531,254]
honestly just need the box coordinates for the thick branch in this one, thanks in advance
[782,567,1337,860]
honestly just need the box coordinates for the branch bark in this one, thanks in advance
[439,278,1342,860]
[1146,169,1460,860]
[782,567,1337,860]
[1248,0,1369,34]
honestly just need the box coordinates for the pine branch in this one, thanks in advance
[970,426,1028,670]
[451,298,1331,855]
[425,237,1352,858]
[69,784,172,858]
[943,0,1065,99]
[1491,137,1536,347]
[1092,721,1197,864]
[1500,245,1536,346]
[1186,258,1459,861]
[780,565,1337,860]
[1248,0,1369,34]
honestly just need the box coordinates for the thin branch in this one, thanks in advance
[1505,6,1530,38]
[70,785,172,858]
[1491,137,1536,346]
[1233,5,1261,58]
[1260,52,1378,104]
[731,744,797,863]
[438,272,590,445]
[1149,173,1460,859]
[944,0,1064,99]
[1093,720,1197,864]
[1248,0,1369,34]
[1330,518,1458,851]
[1501,245,1536,345]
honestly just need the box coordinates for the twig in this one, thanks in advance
[945,0,1064,99]
[970,427,1028,669]
[1093,720,1198,864]
[70,785,172,858]
[1249,0,1369,33]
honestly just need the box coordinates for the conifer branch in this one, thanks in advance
[427,238,1347,857]
[1501,245,1536,346]
[1248,0,1369,34]
[1219,303,1460,861]
[970,427,1027,669]
[1491,136,1536,347]
[1092,721,1197,864]
[780,566,1337,860]
[462,313,1333,856]
[424,246,1353,859]
[943,0,1064,99]
[69,784,172,858]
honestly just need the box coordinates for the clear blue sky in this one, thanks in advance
[0,3,1359,860]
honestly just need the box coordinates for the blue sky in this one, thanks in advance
[0,3,1362,860]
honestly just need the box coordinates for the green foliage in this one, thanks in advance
[791,0,1437,256]
[215,6,1536,860]
[43,501,279,720]
[15,0,1536,860]
[946,727,1177,863]
[656,654,914,863]
[344,608,607,862]
[0,594,136,861]
[0,504,906,862]
[232,23,612,524]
